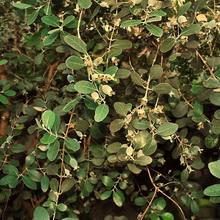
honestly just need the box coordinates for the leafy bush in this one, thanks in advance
[0,0,220,219]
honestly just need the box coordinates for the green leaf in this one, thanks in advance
[127,163,142,174]
[0,175,17,186]
[22,175,37,190]
[153,83,172,95]
[154,198,166,210]
[205,135,218,149]
[150,10,166,17]
[47,140,60,161]
[12,2,32,9]
[160,38,176,53]
[134,197,147,206]
[63,15,75,27]
[131,71,144,87]
[176,2,192,17]
[42,110,55,130]
[41,16,60,27]
[44,31,59,46]
[171,101,189,118]
[193,101,203,117]
[181,24,201,36]
[69,157,78,169]
[104,66,118,76]
[209,92,220,106]
[109,119,125,133]
[114,102,132,116]
[180,168,189,182]
[203,78,220,88]
[64,35,87,53]
[190,200,199,215]
[142,136,157,155]
[35,53,44,65]
[131,118,150,130]
[156,122,178,136]
[113,191,123,207]
[113,189,125,207]
[74,80,96,94]
[0,94,9,104]
[78,0,92,9]
[135,155,152,166]
[62,97,81,112]
[66,55,84,70]
[115,69,131,79]
[40,133,56,144]
[61,178,75,193]
[107,48,122,59]
[120,20,142,28]
[27,9,40,25]
[10,144,25,153]
[4,90,16,96]
[146,24,163,37]
[65,138,80,152]
[34,207,50,220]
[204,184,220,196]
[101,176,114,187]
[41,175,49,192]
[149,64,163,79]
[112,40,132,49]
[160,212,174,220]
[100,191,112,200]
[94,104,109,122]
[0,59,8,65]
[208,160,220,179]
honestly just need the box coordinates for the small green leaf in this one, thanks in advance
[74,81,96,94]
[41,16,60,27]
[101,176,114,187]
[94,104,109,122]
[42,110,55,130]
[146,24,163,37]
[61,178,75,193]
[176,2,192,17]
[153,83,172,95]
[35,53,44,65]
[131,118,150,130]
[160,38,176,53]
[40,133,56,144]
[134,197,147,206]
[109,119,125,133]
[57,203,67,212]
[64,35,87,53]
[135,155,152,166]
[160,212,174,220]
[112,40,132,49]
[208,160,220,179]
[209,92,220,106]
[180,168,189,182]
[0,60,8,65]
[63,15,75,26]
[47,140,60,161]
[205,135,218,149]
[65,138,80,152]
[66,55,84,70]
[41,175,49,192]
[131,71,144,87]
[0,175,17,186]
[156,122,178,136]
[22,175,37,190]
[104,66,118,76]
[0,94,9,104]
[127,163,142,174]
[34,207,50,220]
[12,2,32,9]
[120,20,142,28]
[44,31,59,46]
[181,24,201,36]
[27,9,40,25]
[113,190,124,207]
[149,64,163,79]
[114,102,132,116]
[69,157,78,169]
[204,184,220,196]
[142,136,157,155]
[62,97,81,112]
[78,0,92,9]
[10,144,25,153]
[100,191,112,200]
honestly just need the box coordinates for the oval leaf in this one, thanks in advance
[42,110,55,130]
[156,122,178,136]
[94,104,109,122]
[64,35,87,53]
[74,81,96,94]
[66,55,84,70]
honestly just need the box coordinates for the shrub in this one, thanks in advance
[0,0,220,219]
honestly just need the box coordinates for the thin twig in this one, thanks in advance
[196,50,217,80]
[178,88,194,109]
[77,10,83,39]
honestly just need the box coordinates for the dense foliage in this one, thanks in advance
[0,0,220,219]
